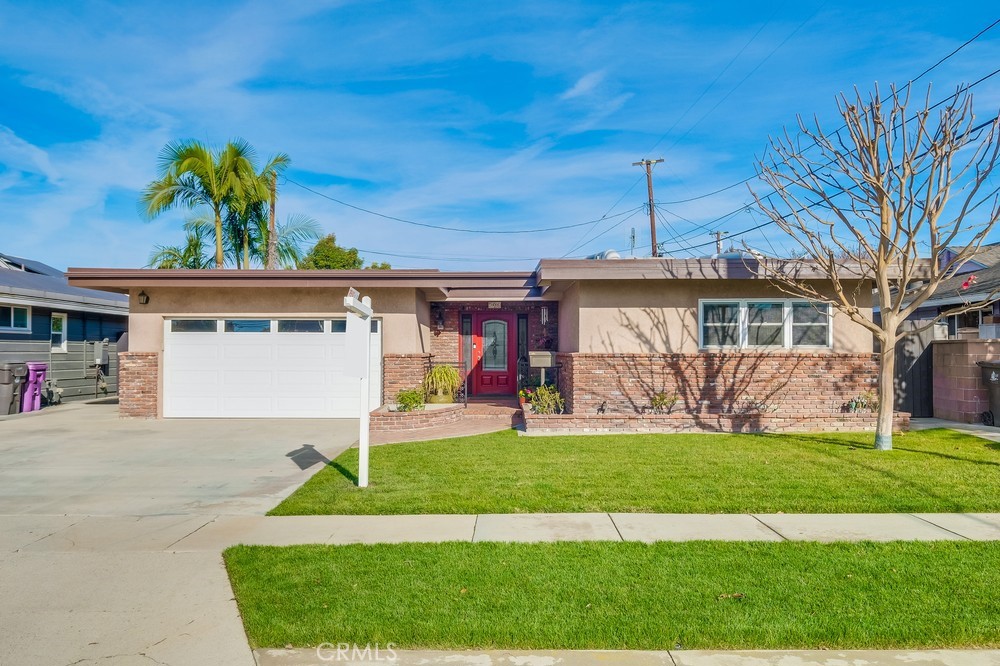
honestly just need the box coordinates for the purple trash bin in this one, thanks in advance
[22,362,47,413]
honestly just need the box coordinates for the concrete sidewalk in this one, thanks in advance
[256,647,1000,666]
[6,512,999,553]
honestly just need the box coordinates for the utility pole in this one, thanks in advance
[632,158,664,257]
[266,170,277,270]
[714,231,728,255]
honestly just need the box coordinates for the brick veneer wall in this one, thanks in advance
[557,352,878,419]
[932,339,1000,423]
[118,351,159,419]
[382,353,431,404]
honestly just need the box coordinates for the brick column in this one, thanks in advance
[383,353,431,404]
[118,352,159,419]
[556,352,576,412]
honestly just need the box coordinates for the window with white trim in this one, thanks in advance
[699,300,831,349]
[701,302,740,347]
[51,313,67,352]
[0,304,30,332]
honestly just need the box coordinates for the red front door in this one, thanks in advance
[471,312,516,395]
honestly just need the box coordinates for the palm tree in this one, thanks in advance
[141,139,261,268]
[146,219,213,269]
[266,214,322,268]
[224,155,291,268]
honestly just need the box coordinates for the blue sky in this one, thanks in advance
[1,0,998,270]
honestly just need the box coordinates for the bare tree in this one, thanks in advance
[749,84,1000,450]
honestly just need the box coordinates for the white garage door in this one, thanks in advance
[163,318,382,418]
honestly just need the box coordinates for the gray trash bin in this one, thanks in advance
[976,360,1000,426]
[0,363,27,416]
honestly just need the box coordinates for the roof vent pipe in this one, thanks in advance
[586,249,622,260]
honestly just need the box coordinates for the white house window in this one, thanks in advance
[701,302,740,347]
[747,302,784,347]
[700,300,831,349]
[791,302,831,346]
[0,304,30,332]
[51,313,67,352]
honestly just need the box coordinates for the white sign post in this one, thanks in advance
[344,289,373,488]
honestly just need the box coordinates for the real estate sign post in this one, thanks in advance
[344,289,373,488]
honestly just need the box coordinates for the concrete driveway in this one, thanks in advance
[0,401,357,666]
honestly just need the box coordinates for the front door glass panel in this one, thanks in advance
[482,320,508,371]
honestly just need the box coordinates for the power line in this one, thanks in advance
[563,4,813,255]
[566,208,645,255]
[658,2,829,159]
[284,176,643,235]
[641,3,786,159]
[660,17,1000,205]
[655,90,1000,252]
[658,113,1000,255]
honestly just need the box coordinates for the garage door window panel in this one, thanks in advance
[277,320,324,333]
[225,320,272,333]
[170,320,219,333]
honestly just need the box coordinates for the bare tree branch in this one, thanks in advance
[746,84,1000,450]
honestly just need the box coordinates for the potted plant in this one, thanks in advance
[518,386,535,407]
[423,365,462,404]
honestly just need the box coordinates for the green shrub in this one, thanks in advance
[423,365,462,398]
[650,391,679,414]
[396,389,425,412]
[847,390,879,413]
[532,384,566,415]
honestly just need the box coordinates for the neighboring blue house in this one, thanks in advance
[0,252,128,404]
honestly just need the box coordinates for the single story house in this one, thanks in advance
[1,252,128,403]
[67,257,894,432]
[902,242,1000,337]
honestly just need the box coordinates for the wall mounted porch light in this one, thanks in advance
[137,291,150,305]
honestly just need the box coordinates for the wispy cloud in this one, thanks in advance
[561,69,607,100]
[0,126,58,181]
[0,0,996,269]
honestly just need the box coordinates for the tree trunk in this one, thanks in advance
[243,231,250,269]
[214,209,224,269]
[266,171,277,270]
[875,343,896,451]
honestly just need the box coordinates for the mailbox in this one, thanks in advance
[529,351,557,368]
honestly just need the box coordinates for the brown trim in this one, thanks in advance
[67,257,899,296]
[66,268,537,293]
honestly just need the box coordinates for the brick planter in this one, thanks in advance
[523,410,910,435]
[370,403,464,432]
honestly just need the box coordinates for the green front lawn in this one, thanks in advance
[225,541,1000,650]
[272,428,1000,515]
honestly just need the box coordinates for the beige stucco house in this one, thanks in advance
[67,257,888,432]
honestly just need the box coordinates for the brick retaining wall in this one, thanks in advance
[524,410,910,434]
[370,404,464,431]
[118,351,159,419]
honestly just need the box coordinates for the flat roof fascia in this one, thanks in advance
[66,268,538,294]
[535,258,886,284]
